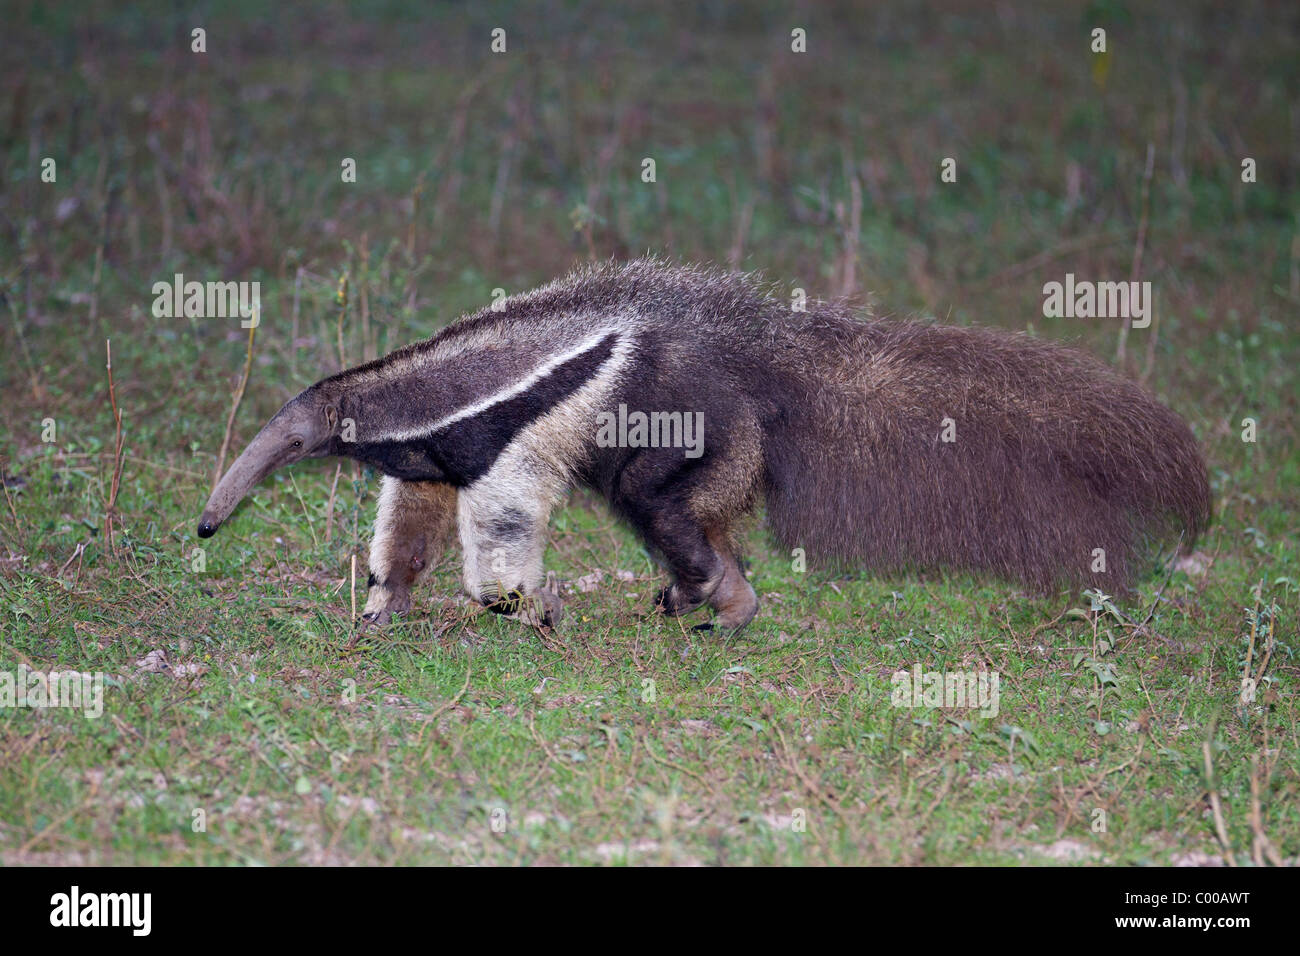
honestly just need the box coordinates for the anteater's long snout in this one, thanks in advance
[196,426,284,538]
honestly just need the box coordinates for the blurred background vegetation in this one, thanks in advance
[3,0,1296,552]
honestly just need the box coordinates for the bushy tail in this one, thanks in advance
[761,313,1211,592]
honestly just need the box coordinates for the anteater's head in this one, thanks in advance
[197,388,340,538]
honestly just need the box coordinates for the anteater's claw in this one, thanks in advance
[360,582,411,629]
[358,609,389,629]
[482,573,565,628]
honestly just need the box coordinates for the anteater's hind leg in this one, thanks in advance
[632,509,758,631]
[362,476,458,626]
[619,418,762,631]
[640,511,723,618]
[701,528,758,631]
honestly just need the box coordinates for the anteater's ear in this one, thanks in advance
[322,403,340,432]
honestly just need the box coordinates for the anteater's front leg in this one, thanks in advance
[362,476,458,625]
[457,480,563,627]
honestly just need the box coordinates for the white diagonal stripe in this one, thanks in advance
[372,329,623,444]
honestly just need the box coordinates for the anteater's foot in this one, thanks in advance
[655,551,756,631]
[707,557,757,630]
[482,572,564,628]
[654,579,711,617]
[655,582,707,621]
[360,579,412,628]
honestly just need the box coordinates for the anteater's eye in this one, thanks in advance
[292,439,303,449]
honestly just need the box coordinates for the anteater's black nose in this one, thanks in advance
[197,521,216,538]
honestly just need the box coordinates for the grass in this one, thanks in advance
[0,0,1297,865]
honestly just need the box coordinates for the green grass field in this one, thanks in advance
[1,1,1296,865]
